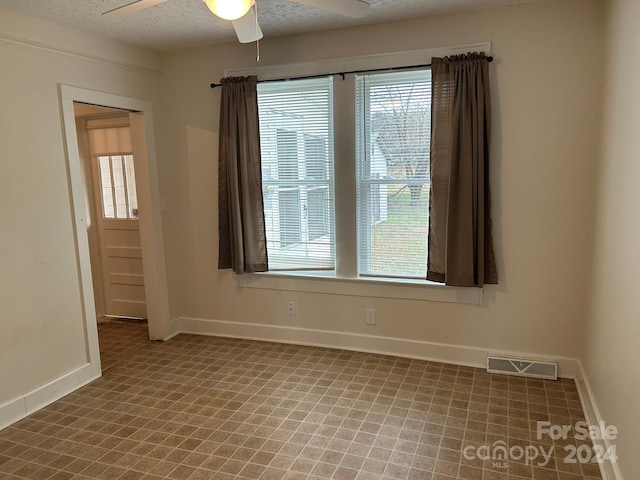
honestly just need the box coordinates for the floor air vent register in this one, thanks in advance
[487,355,558,380]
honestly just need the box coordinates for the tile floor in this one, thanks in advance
[0,320,602,480]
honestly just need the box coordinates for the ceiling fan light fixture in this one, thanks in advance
[203,0,253,21]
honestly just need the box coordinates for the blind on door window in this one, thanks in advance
[257,77,335,270]
[88,123,138,220]
[356,70,432,278]
[87,125,132,155]
[97,155,138,219]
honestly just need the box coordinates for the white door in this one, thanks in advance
[87,116,147,319]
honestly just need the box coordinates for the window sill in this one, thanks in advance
[237,271,483,305]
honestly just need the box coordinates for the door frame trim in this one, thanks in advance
[59,85,171,376]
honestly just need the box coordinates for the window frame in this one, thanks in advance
[225,43,491,302]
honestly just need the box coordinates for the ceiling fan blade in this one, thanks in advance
[102,0,169,18]
[290,0,369,18]
[232,7,263,44]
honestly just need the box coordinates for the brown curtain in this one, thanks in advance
[218,76,268,273]
[427,53,497,287]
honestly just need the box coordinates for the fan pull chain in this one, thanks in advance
[255,1,260,62]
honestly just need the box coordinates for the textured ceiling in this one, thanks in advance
[0,0,538,51]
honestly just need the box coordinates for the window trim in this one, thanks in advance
[224,43,491,82]
[226,43,491,302]
[237,271,483,305]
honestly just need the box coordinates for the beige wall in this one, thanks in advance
[3,0,637,473]
[584,0,640,478]
[0,8,161,405]
[157,0,604,358]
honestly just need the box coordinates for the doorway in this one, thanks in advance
[60,86,171,377]
[74,104,147,321]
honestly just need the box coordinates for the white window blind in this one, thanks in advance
[257,77,335,270]
[356,70,432,278]
[87,123,139,220]
[97,155,138,219]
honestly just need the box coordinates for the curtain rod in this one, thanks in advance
[210,56,493,89]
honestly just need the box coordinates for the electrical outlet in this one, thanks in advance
[365,308,376,325]
[287,302,296,317]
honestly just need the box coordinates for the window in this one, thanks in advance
[257,78,335,270]
[98,155,138,219]
[87,121,139,220]
[356,70,431,278]
[256,69,431,280]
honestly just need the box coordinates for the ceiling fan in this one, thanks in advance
[103,0,370,44]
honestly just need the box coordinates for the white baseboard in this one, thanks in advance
[574,363,622,480]
[163,317,183,341]
[174,317,581,379]
[0,363,99,431]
